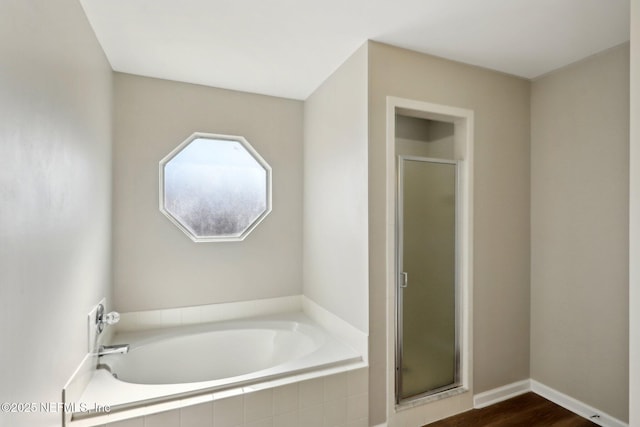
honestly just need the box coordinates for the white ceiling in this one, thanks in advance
[79,0,629,100]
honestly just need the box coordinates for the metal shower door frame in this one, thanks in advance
[395,154,462,404]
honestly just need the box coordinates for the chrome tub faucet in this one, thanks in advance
[98,344,130,356]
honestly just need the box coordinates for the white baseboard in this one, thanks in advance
[530,380,628,427]
[473,379,531,409]
[473,379,628,427]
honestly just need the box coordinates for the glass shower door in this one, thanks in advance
[397,156,459,401]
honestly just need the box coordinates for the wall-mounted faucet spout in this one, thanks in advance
[98,344,129,356]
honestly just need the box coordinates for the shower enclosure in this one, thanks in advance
[396,156,459,401]
[390,101,472,406]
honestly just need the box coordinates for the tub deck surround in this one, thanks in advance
[110,294,368,359]
[72,311,365,424]
[72,367,370,427]
[114,295,304,332]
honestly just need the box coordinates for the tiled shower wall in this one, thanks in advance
[101,369,368,427]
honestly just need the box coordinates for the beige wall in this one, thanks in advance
[303,44,369,333]
[531,44,630,421]
[631,2,640,424]
[368,41,531,425]
[0,1,113,426]
[113,73,303,312]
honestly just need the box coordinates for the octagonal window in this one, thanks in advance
[159,133,272,242]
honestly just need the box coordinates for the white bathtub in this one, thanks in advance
[75,312,362,419]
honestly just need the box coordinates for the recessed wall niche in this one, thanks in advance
[395,115,455,160]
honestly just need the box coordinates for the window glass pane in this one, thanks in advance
[161,136,270,241]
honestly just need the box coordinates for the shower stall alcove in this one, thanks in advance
[386,97,474,416]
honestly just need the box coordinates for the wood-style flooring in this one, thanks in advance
[424,392,599,427]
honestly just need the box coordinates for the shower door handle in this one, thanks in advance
[400,272,408,288]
